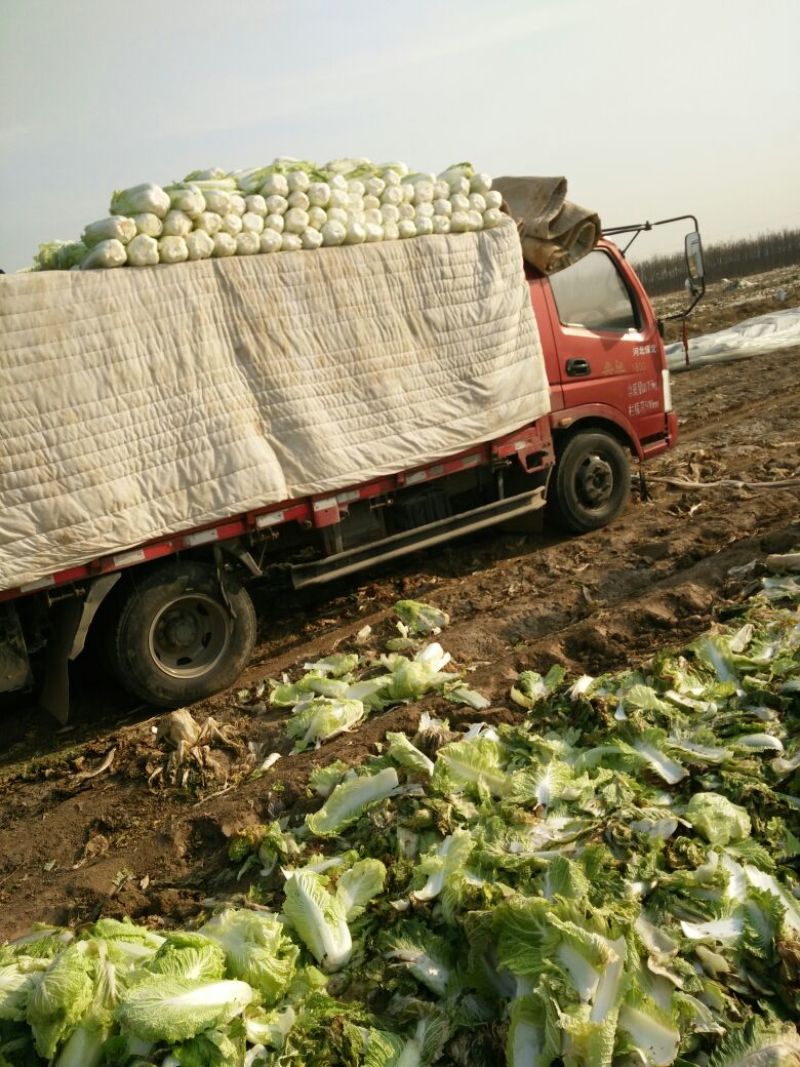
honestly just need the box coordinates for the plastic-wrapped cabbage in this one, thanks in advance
[161,210,193,237]
[213,233,236,257]
[127,233,160,267]
[185,230,214,261]
[110,182,170,219]
[82,216,137,247]
[157,236,188,264]
[81,239,127,269]
[169,186,206,217]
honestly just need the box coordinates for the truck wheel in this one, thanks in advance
[106,561,256,707]
[549,431,630,533]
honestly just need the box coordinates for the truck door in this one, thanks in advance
[543,247,667,446]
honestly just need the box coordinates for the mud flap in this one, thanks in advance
[40,597,83,724]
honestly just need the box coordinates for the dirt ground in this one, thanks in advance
[1,282,799,941]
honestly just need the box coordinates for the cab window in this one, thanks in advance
[549,250,639,332]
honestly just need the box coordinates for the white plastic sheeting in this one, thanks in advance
[667,306,800,370]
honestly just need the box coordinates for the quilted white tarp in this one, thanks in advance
[0,219,548,591]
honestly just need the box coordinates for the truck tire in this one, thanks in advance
[106,561,256,707]
[548,431,630,534]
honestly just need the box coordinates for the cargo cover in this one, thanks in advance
[0,219,548,591]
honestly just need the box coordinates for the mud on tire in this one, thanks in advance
[548,430,630,534]
[105,561,257,707]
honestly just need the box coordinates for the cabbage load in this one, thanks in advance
[28,159,506,272]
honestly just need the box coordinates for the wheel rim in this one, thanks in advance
[148,594,231,679]
[575,452,615,508]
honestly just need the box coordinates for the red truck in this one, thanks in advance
[0,225,704,719]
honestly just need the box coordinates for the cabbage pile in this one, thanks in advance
[2,577,799,1065]
[29,159,506,272]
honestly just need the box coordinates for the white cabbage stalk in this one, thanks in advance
[398,203,415,221]
[383,220,399,240]
[364,223,383,242]
[265,194,288,215]
[301,229,323,250]
[468,193,486,213]
[307,206,327,230]
[288,190,310,211]
[412,181,434,204]
[415,202,434,219]
[327,207,348,225]
[347,179,365,197]
[466,210,483,231]
[321,220,346,246]
[281,233,302,252]
[433,180,449,199]
[126,234,159,267]
[432,216,450,234]
[194,211,222,235]
[284,208,309,234]
[228,193,246,216]
[82,216,137,247]
[169,186,205,217]
[381,168,402,187]
[381,185,403,206]
[220,213,243,237]
[364,208,383,227]
[345,221,366,244]
[241,212,265,234]
[329,173,348,191]
[287,170,310,193]
[433,198,451,217]
[236,232,260,255]
[401,183,415,203]
[81,238,127,269]
[245,194,267,216]
[365,177,385,198]
[483,208,503,228]
[485,189,503,210]
[259,173,289,198]
[329,188,349,211]
[363,194,381,211]
[398,219,416,239]
[450,211,469,233]
[349,210,366,225]
[380,203,400,223]
[110,183,170,219]
[162,210,193,237]
[264,213,285,234]
[259,230,282,254]
[450,193,470,213]
[213,232,236,257]
[415,217,433,236]
[132,213,163,237]
[203,189,231,215]
[470,172,492,194]
[308,182,331,208]
[158,236,188,264]
[185,230,214,260]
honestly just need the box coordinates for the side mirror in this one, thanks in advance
[685,231,705,295]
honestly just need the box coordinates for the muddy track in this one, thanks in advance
[1,343,799,939]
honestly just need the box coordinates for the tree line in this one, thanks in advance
[632,227,800,295]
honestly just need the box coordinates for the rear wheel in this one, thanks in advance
[548,430,630,533]
[106,561,257,706]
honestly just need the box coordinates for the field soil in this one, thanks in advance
[1,285,799,940]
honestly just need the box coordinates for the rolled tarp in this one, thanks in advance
[493,176,601,275]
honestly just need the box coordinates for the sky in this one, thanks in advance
[1,0,798,270]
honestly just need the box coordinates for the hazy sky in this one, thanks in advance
[1,0,798,270]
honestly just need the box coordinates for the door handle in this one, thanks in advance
[566,358,591,377]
